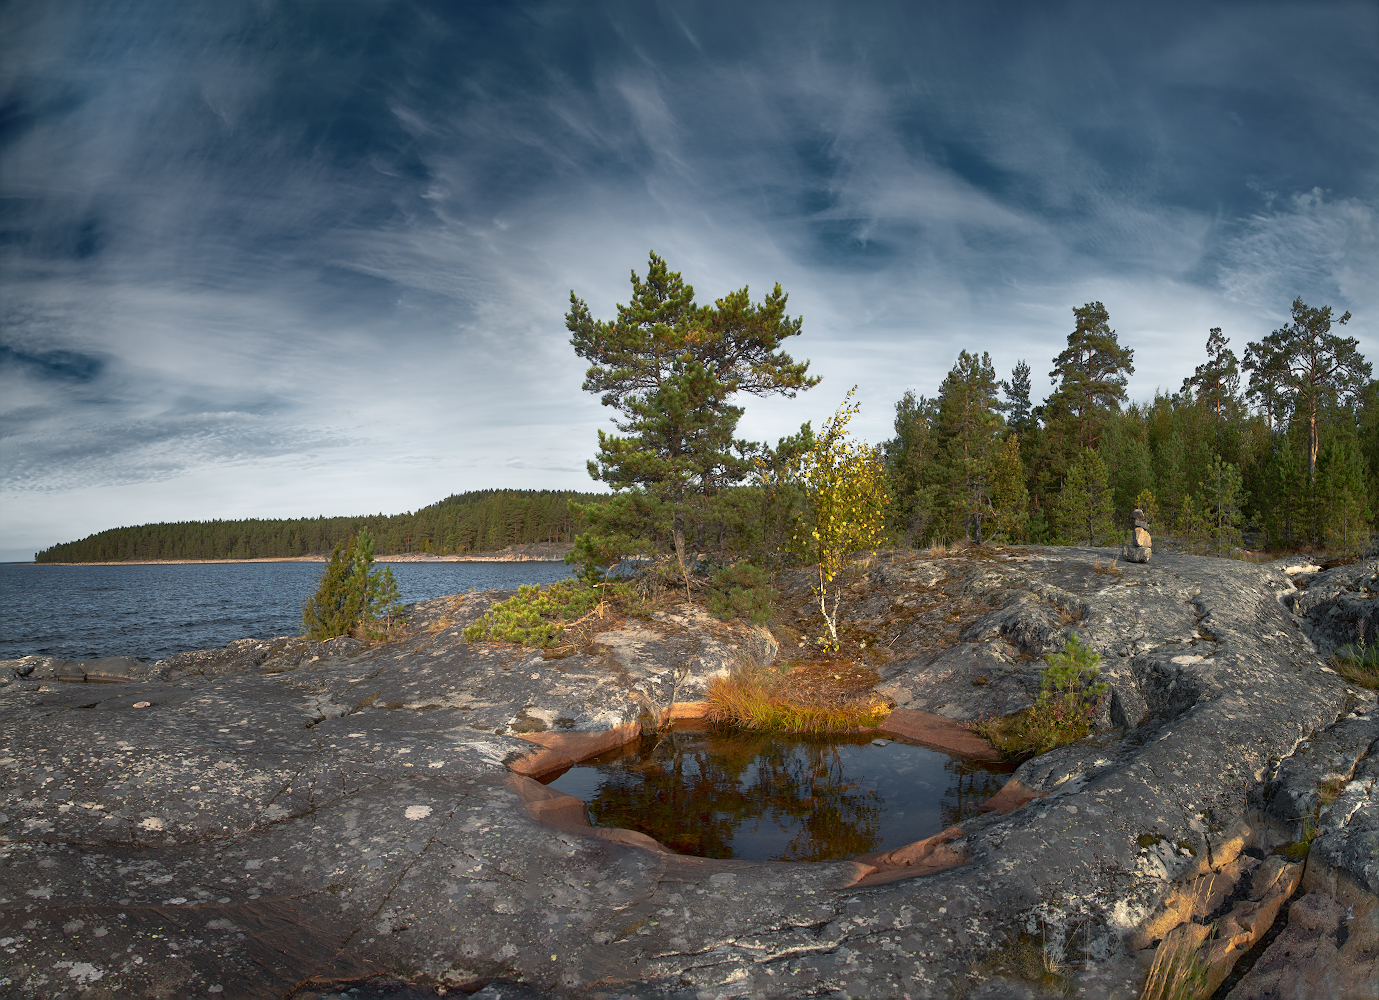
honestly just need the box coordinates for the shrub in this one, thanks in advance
[462,580,600,647]
[302,531,406,640]
[975,633,1107,761]
[707,562,779,624]
[565,524,648,586]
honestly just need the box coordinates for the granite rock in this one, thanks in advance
[2,548,1376,998]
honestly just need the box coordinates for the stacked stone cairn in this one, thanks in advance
[1122,507,1152,563]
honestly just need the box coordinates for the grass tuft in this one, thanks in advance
[1092,556,1123,577]
[1332,645,1379,689]
[706,660,891,734]
[1139,925,1214,1000]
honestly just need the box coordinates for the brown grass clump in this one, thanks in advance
[1333,650,1379,689]
[706,659,891,734]
[1139,925,1214,1000]
[1092,556,1122,577]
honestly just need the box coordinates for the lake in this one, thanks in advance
[0,560,574,662]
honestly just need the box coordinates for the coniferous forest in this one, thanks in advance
[34,490,606,562]
[885,297,1373,554]
[35,296,1374,563]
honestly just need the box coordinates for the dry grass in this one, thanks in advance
[1092,556,1123,577]
[1139,875,1220,1000]
[705,659,891,734]
[1332,649,1379,689]
[1139,924,1214,1000]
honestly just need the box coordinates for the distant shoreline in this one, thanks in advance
[25,552,571,567]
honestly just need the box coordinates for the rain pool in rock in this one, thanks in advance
[541,723,1013,862]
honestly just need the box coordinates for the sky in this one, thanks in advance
[2,1,1377,561]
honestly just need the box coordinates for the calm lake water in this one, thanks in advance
[543,724,1010,862]
[0,560,573,662]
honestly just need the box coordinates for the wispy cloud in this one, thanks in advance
[1,0,1375,559]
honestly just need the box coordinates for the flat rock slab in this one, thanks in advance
[2,548,1377,998]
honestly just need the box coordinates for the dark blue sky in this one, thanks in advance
[2,0,1376,559]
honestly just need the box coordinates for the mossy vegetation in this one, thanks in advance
[974,634,1108,761]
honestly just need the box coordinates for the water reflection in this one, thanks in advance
[542,724,1010,862]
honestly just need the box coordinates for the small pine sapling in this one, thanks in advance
[301,531,406,640]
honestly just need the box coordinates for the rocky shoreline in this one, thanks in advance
[2,547,1376,997]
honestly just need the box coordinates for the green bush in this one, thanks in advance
[707,562,778,624]
[975,633,1107,761]
[463,581,600,647]
[565,528,647,586]
[301,531,406,640]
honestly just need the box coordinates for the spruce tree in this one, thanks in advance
[934,351,1004,541]
[883,390,942,544]
[1201,454,1245,552]
[1319,433,1369,553]
[1002,360,1034,434]
[989,435,1030,541]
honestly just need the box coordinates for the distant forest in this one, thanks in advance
[35,490,608,563]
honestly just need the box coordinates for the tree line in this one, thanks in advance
[565,254,1376,577]
[34,489,607,562]
[38,255,1372,566]
[885,297,1372,552]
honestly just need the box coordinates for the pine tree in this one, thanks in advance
[1244,299,1370,477]
[567,252,818,596]
[1183,328,1241,426]
[1048,302,1136,450]
[301,531,405,640]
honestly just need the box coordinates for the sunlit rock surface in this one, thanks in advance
[2,548,1376,998]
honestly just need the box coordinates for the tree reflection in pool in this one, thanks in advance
[540,723,1013,862]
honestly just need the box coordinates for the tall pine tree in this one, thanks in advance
[567,252,818,593]
[1048,302,1136,450]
